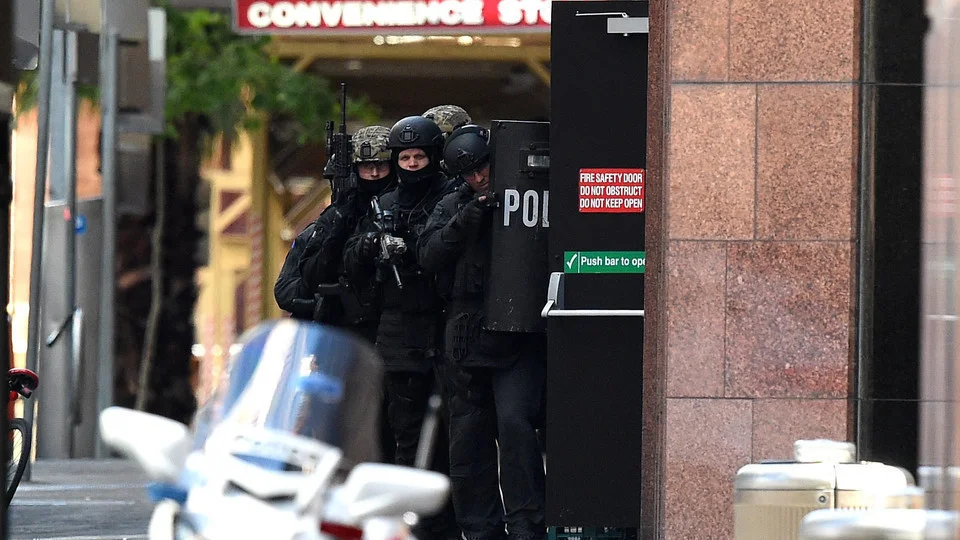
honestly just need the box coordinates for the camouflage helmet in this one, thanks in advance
[352,126,391,163]
[422,105,472,137]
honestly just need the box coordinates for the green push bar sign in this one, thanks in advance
[564,251,646,274]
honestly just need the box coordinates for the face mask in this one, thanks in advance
[358,174,394,196]
[397,165,439,186]
[394,149,441,187]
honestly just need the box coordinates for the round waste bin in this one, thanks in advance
[734,440,916,540]
[797,508,958,539]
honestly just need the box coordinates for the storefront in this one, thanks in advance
[194,0,552,397]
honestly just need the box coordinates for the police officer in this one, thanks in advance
[343,116,452,462]
[294,126,397,344]
[418,125,547,540]
[343,116,458,540]
[273,157,339,320]
[275,127,397,463]
[423,105,472,139]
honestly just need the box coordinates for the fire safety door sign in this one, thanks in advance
[578,168,645,213]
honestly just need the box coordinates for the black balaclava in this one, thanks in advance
[355,165,396,200]
[393,147,442,195]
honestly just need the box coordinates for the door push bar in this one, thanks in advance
[574,11,650,35]
[540,272,645,318]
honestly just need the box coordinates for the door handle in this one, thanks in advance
[574,11,650,35]
[540,272,645,318]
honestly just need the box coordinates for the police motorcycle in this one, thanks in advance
[99,319,449,540]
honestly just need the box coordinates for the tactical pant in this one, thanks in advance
[343,321,379,346]
[384,370,458,540]
[378,383,395,465]
[449,349,546,540]
[385,371,436,467]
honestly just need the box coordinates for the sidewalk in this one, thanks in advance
[8,459,152,540]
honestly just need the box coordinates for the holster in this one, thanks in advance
[336,276,366,323]
[311,280,368,325]
[311,283,341,323]
[289,298,317,321]
[445,303,522,369]
[447,311,479,364]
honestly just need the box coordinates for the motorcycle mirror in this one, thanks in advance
[338,463,450,520]
[99,407,191,483]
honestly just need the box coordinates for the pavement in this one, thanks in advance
[8,459,152,540]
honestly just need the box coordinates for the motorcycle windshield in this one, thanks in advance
[192,319,384,468]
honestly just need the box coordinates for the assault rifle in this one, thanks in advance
[370,196,404,289]
[325,83,353,203]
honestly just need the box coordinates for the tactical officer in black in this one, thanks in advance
[418,126,547,540]
[275,223,319,320]
[275,126,397,463]
[295,126,397,344]
[343,116,458,540]
[274,128,396,340]
[343,116,453,465]
[273,158,338,321]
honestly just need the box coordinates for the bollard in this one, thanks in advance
[734,440,917,540]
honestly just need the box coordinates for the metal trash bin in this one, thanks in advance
[734,440,917,540]
[918,466,960,510]
[798,509,958,539]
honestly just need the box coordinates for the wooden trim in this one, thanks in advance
[214,193,252,234]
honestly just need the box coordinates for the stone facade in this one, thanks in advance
[659,0,861,537]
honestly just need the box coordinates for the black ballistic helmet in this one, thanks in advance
[442,124,491,176]
[388,116,445,152]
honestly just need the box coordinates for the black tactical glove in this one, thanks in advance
[455,193,495,231]
[358,232,379,259]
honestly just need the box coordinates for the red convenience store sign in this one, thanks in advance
[233,0,552,34]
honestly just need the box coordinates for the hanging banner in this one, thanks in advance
[233,0,552,34]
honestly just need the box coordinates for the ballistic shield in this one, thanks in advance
[483,120,550,333]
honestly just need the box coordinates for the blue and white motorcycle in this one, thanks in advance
[99,319,448,540]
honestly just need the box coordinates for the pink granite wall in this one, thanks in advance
[662,0,860,537]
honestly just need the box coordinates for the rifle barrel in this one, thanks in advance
[340,82,347,132]
[391,265,403,289]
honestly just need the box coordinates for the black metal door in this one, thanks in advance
[547,0,648,527]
